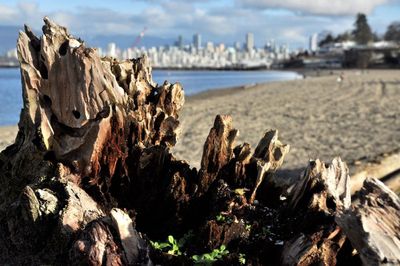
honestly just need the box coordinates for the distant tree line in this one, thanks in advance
[384,22,400,42]
[319,13,400,47]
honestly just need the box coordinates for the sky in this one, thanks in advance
[0,0,399,49]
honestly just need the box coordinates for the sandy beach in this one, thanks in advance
[173,69,400,175]
[1,69,400,177]
[0,125,17,150]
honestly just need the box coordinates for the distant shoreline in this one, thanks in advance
[0,64,273,71]
[1,63,398,72]
[0,64,18,68]
[152,66,272,71]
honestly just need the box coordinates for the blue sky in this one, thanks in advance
[0,0,399,48]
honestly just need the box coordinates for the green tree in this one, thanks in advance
[384,21,400,42]
[353,13,373,45]
[334,31,352,42]
[318,34,334,47]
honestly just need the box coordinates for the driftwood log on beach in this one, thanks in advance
[0,18,399,265]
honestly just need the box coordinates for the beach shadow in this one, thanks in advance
[274,167,306,186]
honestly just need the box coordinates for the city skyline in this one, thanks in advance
[94,30,290,69]
[0,0,399,49]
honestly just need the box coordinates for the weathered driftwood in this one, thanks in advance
[336,178,400,265]
[198,115,238,193]
[0,18,399,265]
[250,129,290,203]
[351,151,400,194]
[281,158,350,265]
[0,17,188,263]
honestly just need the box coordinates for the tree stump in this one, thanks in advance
[0,18,399,265]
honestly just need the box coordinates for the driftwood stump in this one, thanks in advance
[0,18,399,265]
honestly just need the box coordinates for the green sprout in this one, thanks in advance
[192,245,229,265]
[245,224,252,231]
[150,240,170,250]
[216,213,226,222]
[150,235,182,256]
[234,188,247,196]
[239,253,246,265]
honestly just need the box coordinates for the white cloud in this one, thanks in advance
[17,1,39,15]
[0,0,394,49]
[238,0,389,16]
[281,28,307,43]
[0,4,20,24]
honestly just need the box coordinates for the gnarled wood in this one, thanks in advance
[336,178,400,265]
[198,115,238,193]
[281,158,351,265]
[288,157,351,212]
[250,129,290,203]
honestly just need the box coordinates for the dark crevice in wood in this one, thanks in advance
[38,62,48,79]
[72,110,80,119]
[58,40,69,56]
[42,95,52,107]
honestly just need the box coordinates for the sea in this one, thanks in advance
[0,68,301,126]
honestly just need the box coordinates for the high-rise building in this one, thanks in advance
[107,42,117,58]
[193,33,201,49]
[6,48,17,59]
[234,41,241,51]
[176,35,183,50]
[206,41,214,52]
[309,33,318,52]
[270,39,276,51]
[246,32,254,52]
[217,43,225,53]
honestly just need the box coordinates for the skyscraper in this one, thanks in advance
[107,42,117,58]
[309,33,318,52]
[234,41,241,51]
[193,33,201,49]
[246,32,254,52]
[177,35,183,50]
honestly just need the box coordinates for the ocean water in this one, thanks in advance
[0,68,301,126]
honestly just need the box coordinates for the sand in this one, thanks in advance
[1,69,400,177]
[0,125,17,150]
[173,69,400,173]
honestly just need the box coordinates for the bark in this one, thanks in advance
[336,178,400,265]
[198,115,238,194]
[0,17,187,263]
[280,158,350,265]
[0,17,399,265]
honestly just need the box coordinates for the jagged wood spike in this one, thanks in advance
[198,115,238,194]
[250,129,289,203]
[336,178,400,265]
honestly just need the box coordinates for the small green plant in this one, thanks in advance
[216,213,226,222]
[167,235,182,255]
[150,240,170,250]
[245,224,252,231]
[150,235,182,256]
[238,253,246,265]
[234,188,248,196]
[192,245,229,264]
